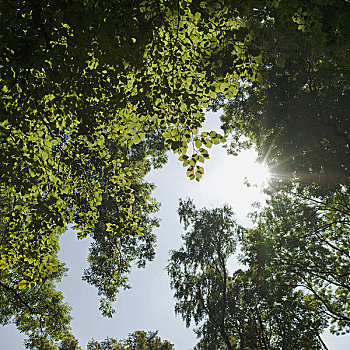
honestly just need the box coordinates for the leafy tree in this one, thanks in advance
[219,0,350,194]
[168,199,325,349]
[0,138,162,324]
[75,141,164,317]
[0,259,72,350]
[87,330,174,350]
[0,194,73,350]
[243,181,350,335]
[59,337,82,350]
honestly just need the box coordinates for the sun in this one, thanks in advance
[203,148,270,217]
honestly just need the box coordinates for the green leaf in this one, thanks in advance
[194,12,201,21]
[204,139,213,148]
[195,138,202,148]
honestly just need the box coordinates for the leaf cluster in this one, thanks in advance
[86,330,174,350]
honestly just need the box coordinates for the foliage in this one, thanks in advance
[2,0,348,347]
[59,337,82,350]
[168,199,325,349]
[0,260,72,350]
[87,330,174,350]
[0,0,255,296]
[219,0,350,194]
[77,141,163,317]
[0,194,73,349]
[0,0,259,346]
[0,0,263,346]
[215,1,350,338]
[211,0,350,342]
[243,181,350,334]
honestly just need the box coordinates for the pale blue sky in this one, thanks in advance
[1,112,349,349]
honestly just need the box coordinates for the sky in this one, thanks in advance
[1,111,350,349]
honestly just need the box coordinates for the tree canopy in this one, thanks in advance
[168,199,326,349]
[0,0,244,295]
[219,0,350,194]
[1,0,350,348]
[0,0,261,345]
